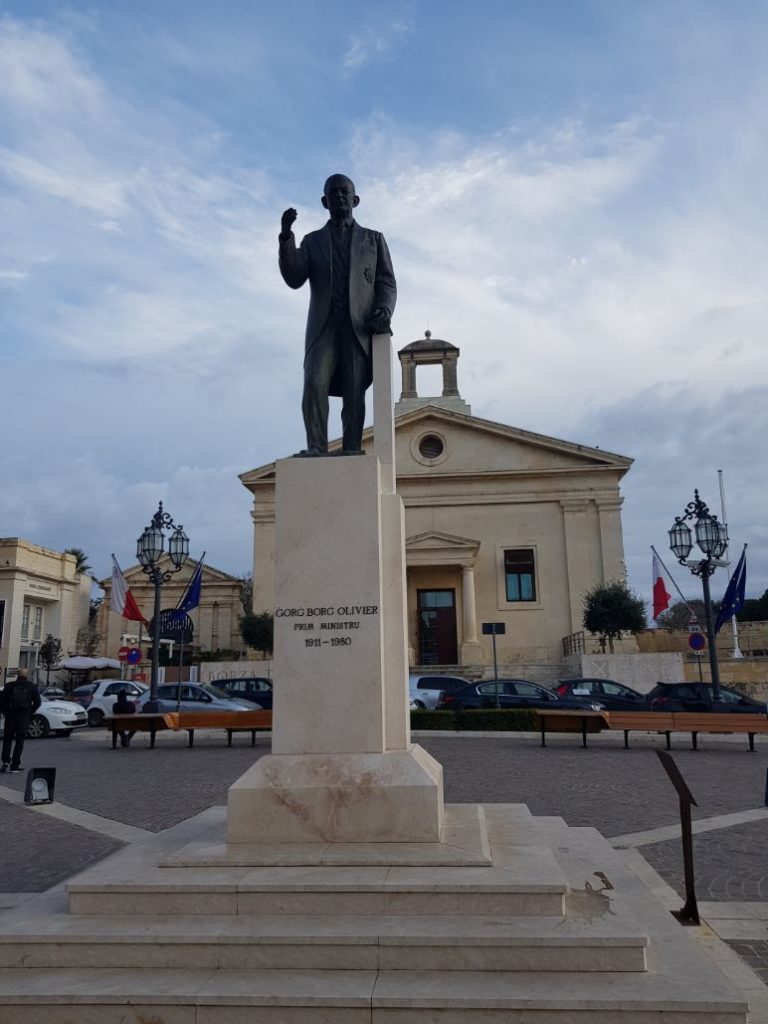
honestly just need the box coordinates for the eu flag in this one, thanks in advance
[714,546,747,634]
[176,556,204,615]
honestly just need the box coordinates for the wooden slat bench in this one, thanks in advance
[105,713,179,749]
[602,712,676,750]
[534,709,607,748]
[176,710,272,747]
[105,710,272,748]
[671,712,768,751]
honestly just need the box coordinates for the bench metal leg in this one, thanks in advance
[187,730,195,748]
[251,730,257,747]
[581,718,588,749]
[749,733,755,752]
[665,732,671,750]
[540,717,546,748]
[111,729,118,750]
[624,730,630,749]
[691,732,698,751]
[150,728,156,749]
[227,730,233,747]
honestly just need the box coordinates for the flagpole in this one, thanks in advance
[718,469,743,658]
[650,546,696,617]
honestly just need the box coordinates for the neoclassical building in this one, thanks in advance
[97,558,245,659]
[240,335,632,674]
[0,538,91,682]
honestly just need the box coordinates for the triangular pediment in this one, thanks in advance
[406,530,480,552]
[405,530,480,567]
[100,557,240,589]
[391,404,631,477]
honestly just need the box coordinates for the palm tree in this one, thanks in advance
[64,547,93,576]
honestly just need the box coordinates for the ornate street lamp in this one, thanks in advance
[137,502,189,711]
[668,490,727,700]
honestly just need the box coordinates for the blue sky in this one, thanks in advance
[2,1,767,613]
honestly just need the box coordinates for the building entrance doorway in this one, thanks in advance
[417,589,458,665]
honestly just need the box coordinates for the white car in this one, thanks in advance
[70,679,149,726]
[27,698,88,738]
[409,673,471,710]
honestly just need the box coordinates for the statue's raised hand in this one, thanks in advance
[281,208,297,237]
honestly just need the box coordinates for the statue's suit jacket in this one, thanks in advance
[279,220,397,397]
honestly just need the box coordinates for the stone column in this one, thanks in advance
[461,565,479,643]
[442,352,460,396]
[596,498,626,581]
[561,500,590,635]
[399,354,417,399]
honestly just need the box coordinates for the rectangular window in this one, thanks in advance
[33,606,43,640]
[504,549,536,602]
[21,605,30,640]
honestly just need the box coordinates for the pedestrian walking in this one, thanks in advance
[1,668,41,773]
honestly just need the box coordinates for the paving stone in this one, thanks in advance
[0,801,123,892]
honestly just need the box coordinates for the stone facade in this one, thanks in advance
[0,537,91,682]
[97,557,245,659]
[240,336,632,671]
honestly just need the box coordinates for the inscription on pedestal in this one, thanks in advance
[277,604,379,651]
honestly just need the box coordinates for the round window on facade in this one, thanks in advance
[418,434,445,460]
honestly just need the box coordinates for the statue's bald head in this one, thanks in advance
[324,173,356,195]
[322,174,360,220]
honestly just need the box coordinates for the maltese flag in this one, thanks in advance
[652,553,671,620]
[111,555,147,623]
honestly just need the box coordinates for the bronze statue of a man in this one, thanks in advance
[279,174,397,454]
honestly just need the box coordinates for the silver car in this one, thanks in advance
[135,683,262,712]
[409,673,470,710]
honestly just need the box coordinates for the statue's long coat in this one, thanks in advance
[279,221,397,397]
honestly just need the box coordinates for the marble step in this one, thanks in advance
[0,913,648,972]
[68,849,568,918]
[0,967,747,1023]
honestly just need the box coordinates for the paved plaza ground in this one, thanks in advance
[2,729,768,989]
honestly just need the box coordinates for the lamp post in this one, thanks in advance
[668,490,728,701]
[136,502,189,711]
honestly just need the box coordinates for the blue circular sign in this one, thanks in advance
[688,633,706,652]
[126,647,142,665]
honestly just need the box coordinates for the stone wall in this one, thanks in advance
[199,660,273,683]
[564,652,684,692]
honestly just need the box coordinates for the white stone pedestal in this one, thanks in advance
[228,338,443,843]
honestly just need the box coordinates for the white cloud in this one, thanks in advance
[342,20,412,74]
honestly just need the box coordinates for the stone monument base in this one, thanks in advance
[227,743,443,844]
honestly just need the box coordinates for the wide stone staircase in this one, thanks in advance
[0,803,748,1022]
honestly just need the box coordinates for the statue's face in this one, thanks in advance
[322,176,359,218]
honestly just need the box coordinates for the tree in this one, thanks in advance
[736,589,768,622]
[582,580,647,653]
[64,547,93,577]
[238,573,253,616]
[39,634,62,684]
[657,599,708,629]
[240,611,274,656]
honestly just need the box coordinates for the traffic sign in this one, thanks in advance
[688,617,701,634]
[126,647,142,665]
[688,633,706,652]
[482,622,506,635]
[117,646,130,662]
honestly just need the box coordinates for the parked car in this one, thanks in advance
[554,678,648,711]
[27,698,88,738]
[214,677,273,710]
[39,686,68,700]
[646,682,768,714]
[437,678,605,711]
[71,679,149,726]
[409,674,470,710]
[135,683,262,713]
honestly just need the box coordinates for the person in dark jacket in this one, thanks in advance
[113,689,135,747]
[1,668,41,773]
